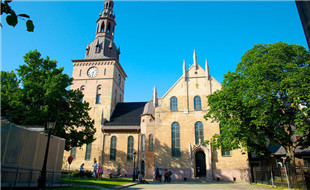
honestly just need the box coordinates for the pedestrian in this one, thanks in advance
[97,165,103,180]
[134,167,140,180]
[138,174,149,184]
[155,168,159,181]
[93,160,98,180]
[158,169,162,182]
[168,168,172,183]
[164,169,168,183]
[79,163,84,178]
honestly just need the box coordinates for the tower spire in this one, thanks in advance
[153,85,158,107]
[183,59,187,81]
[205,59,210,80]
[193,49,198,69]
[84,0,119,60]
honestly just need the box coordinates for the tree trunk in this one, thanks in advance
[285,146,296,165]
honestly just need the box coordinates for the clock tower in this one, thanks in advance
[69,0,126,164]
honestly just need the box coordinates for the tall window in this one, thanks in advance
[107,23,111,33]
[85,143,92,160]
[194,96,202,110]
[141,135,145,152]
[170,96,178,111]
[96,85,102,104]
[195,121,204,144]
[70,147,76,160]
[110,136,117,160]
[149,134,154,151]
[118,74,121,85]
[171,122,181,157]
[96,94,101,104]
[127,136,134,161]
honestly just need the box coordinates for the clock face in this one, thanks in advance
[87,67,98,77]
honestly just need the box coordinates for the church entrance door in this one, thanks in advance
[195,151,206,177]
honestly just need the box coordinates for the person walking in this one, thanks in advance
[93,160,98,180]
[79,163,84,178]
[158,169,162,182]
[164,169,168,183]
[168,168,172,183]
[97,165,103,180]
[155,168,159,181]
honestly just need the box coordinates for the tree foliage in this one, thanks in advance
[1,50,96,150]
[204,42,310,162]
[1,0,34,32]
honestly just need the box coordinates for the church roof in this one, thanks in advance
[104,102,147,126]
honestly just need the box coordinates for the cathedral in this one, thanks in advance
[64,0,249,182]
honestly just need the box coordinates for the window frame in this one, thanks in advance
[149,134,154,151]
[170,96,178,111]
[110,136,117,161]
[195,121,204,145]
[194,96,202,110]
[171,122,181,158]
[70,147,76,160]
[85,143,92,160]
[127,136,134,161]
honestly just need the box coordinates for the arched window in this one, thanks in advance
[100,22,105,33]
[171,122,181,157]
[85,143,92,160]
[110,136,117,160]
[141,135,145,152]
[195,121,204,145]
[149,134,154,151]
[106,2,108,8]
[194,96,202,110]
[170,96,178,111]
[127,136,134,161]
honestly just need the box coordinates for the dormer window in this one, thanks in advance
[95,44,100,53]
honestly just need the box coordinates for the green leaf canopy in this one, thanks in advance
[205,42,310,162]
[1,50,96,150]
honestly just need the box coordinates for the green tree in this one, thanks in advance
[1,50,96,150]
[1,0,34,32]
[204,42,310,163]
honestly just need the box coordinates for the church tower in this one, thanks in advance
[68,0,126,167]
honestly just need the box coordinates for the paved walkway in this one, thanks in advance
[123,182,274,190]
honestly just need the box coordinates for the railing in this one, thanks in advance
[252,163,310,190]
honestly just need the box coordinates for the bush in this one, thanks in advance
[70,169,93,178]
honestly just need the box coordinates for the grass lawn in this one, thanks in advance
[60,177,135,188]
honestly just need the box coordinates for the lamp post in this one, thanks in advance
[38,119,56,190]
[132,151,137,181]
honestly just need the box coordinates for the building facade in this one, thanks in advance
[63,0,250,182]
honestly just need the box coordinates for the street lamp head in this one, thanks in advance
[47,119,56,129]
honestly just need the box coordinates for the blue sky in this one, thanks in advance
[1,0,308,102]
